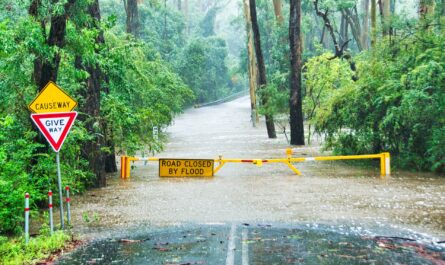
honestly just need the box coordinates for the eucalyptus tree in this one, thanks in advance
[289,0,304,145]
[249,0,277,138]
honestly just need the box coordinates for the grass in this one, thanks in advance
[0,231,71,265]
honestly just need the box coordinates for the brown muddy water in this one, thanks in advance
[68,96,445,243]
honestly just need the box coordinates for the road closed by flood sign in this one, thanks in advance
[159,159,214,177]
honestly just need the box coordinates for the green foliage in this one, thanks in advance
[0,231,70,265]
[102,33,194,154]
[177,37,233,103]
[305,31,445,172]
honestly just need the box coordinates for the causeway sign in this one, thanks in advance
[159,159,214,177]
[28,81,77,113]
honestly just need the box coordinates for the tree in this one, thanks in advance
[242,0,259,126]
[371,0,376,46]
[124,0,139,36]
[273,0,284,25]
[30,0,74,90]
[380,0,390,36]
[361,0,370,50]
[74,0,109,187]
[249,0,277,138]
[289,0,304,145]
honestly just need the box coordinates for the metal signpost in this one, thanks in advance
[28,81,77,229]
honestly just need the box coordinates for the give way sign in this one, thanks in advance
[31,112,78,152]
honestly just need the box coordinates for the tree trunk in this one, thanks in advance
[371,0,376,46]
[419,0,436,19]
[343,7,364,51]
[339,13,349,50]
[125,0,139,36]
[76,0,109,187]
[39,0,74,89]
[273,0,284,25]
[249,0,277,138]
[381,0,390,36]
[243,0,259,126]
[184,0,189,35]
[29,0,45,87]
[362,0,370,49]
[92,0,117,174]
[289,0,304,145]
[442,0,445,16]
[177,0,181,10]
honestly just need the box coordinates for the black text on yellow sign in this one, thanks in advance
[159,159,214,177]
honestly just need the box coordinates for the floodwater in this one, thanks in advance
[57,96,445,264]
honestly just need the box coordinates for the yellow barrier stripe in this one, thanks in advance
[311,154,382,161]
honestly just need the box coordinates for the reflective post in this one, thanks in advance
[48,190,53,234]
[25,193,30,244]
[65,186,71,227]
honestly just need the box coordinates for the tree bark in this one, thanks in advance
[124,0,139,36]
[339,13,349,50]
[342,7,364,51]
[29,0,45,86]
[273,0,284,25]
[381,0,390,36]
[362,0,369,49]
[289,0,304,145]
[371,0,376,46]
[243,0,259,126]
[76,0,110,186]
[39,0,75,89]
[249,0,277,138]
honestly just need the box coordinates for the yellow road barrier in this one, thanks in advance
[120,149,390,179]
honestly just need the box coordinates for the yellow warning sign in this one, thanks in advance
[28,81,77,113]
[159,159,214,177]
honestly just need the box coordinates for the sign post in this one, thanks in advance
[28,81,77,229]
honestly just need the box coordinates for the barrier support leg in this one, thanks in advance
[286,162,302,175]
[120,156,126,179]
[125,157,132,178]
[214,162,226,174]
[380,153,386,177]
[384,152,391,176]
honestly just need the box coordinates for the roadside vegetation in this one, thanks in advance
[0,231,71,264]
[240,0,444,172]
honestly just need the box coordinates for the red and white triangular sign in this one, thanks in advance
[31,112,78,152]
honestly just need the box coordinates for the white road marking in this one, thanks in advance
[242,229,249,265]
[226,224,237,265]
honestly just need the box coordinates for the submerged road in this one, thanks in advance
[60,96,445,264]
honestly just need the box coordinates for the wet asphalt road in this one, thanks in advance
[57,96,445,264]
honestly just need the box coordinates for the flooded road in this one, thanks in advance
[59,96,445,264]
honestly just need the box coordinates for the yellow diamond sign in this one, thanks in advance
[28,81,77,113]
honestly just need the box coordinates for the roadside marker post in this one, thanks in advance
[25,193,30,244]
[66,186,71,227]
[48,191,54,234]
[28,81,78,230]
